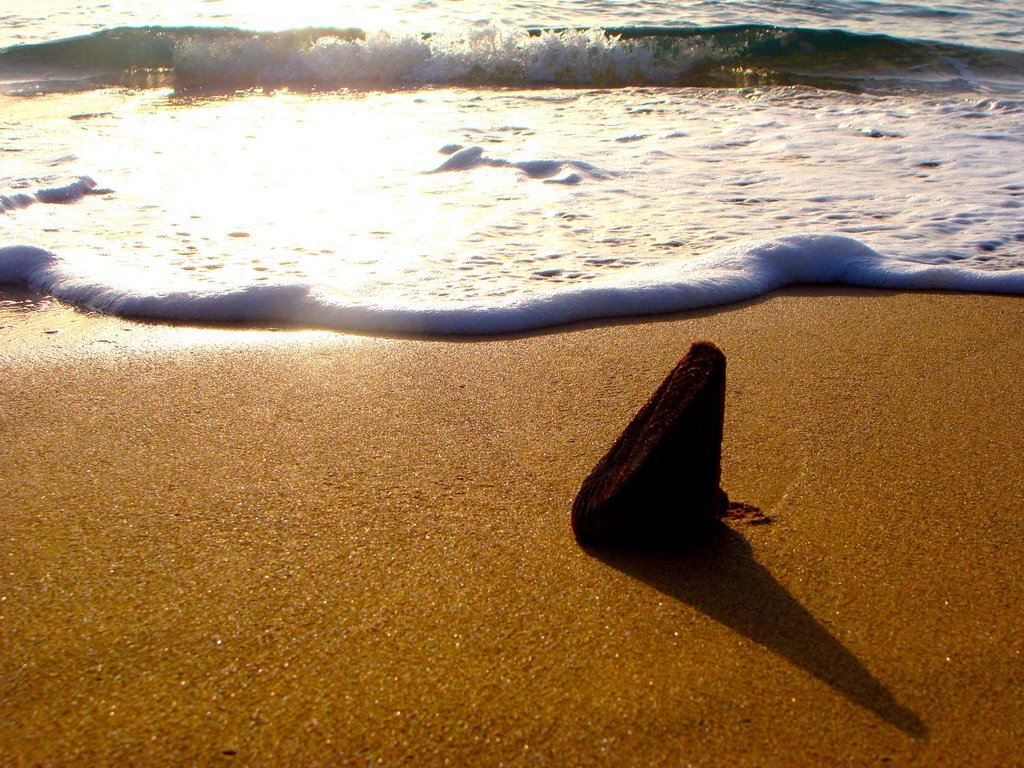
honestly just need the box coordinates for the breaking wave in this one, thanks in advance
[3,23,1023,93]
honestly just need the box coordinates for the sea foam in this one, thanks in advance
[428,145,610,180]
[3,236,1022,335]
[0,177,97,213]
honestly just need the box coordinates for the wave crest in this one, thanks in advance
[4,23,1023,93]
[173,24,706,87]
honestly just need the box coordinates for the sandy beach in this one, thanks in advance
[1,288,1022,765]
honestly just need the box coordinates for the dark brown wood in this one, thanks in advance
[571,341,728,545]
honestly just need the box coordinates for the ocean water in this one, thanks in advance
[2,1,1023,334]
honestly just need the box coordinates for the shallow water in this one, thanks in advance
[2,1,1022,333]
[4,1,1023,52]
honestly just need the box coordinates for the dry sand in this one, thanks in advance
[1,288,1022,766]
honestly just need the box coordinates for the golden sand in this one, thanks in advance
[1,289,1022,765]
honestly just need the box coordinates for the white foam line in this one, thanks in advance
[2,235,1023,335]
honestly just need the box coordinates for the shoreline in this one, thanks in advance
[2,288,1022,765]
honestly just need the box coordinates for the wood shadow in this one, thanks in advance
[584,524,927,738]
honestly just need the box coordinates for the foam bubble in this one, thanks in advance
[1,177,97,212]
[427,145,610,180]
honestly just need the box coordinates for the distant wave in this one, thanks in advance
[3,236,1023,335]
[2,23,1023,93]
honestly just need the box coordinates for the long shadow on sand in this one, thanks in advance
[585,524,927,738]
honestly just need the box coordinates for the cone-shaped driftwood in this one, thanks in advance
[572,341,728,545]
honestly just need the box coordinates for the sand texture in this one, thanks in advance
[1,288,1022,765]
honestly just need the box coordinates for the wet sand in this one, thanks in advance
[1,288,1022,765]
